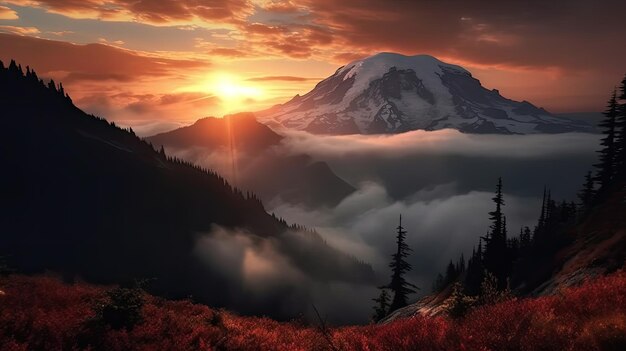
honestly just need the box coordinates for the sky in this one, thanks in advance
[1,0,624,133]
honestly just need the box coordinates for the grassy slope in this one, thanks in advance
[1,272,625,351]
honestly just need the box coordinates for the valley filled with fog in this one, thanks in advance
[162,128,600,323]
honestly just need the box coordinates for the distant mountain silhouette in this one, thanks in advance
[147,114,356,208]
[148,113,283,152]
[0,60,373,319]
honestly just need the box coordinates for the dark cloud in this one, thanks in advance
[298,0,625,70]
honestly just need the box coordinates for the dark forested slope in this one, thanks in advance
[0,60,372,319]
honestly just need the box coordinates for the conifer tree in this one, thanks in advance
[458,254,465,273]
[48,79,57,92]
[444,260,457,285]
[372,288,390,322]
[594,90,619,189]
[463,240,484,296]
[387,215,418,312]
[577,171,595,208]
[520,226,532,249]
[615,75,626,171]
[536,187,547,233]
[482,178,510,290]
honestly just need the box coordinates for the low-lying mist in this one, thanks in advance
[164,128,600,324]
[192,225,376,325]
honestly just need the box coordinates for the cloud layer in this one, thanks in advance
[163,128,600,323]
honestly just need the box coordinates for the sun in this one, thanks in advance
[209,73,263,103]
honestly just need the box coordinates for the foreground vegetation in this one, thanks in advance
[1,271,625,351]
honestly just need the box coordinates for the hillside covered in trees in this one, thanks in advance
[0,60,373,320]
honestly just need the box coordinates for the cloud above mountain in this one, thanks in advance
[1,0,623,120]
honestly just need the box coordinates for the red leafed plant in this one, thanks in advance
[0,272,625,350]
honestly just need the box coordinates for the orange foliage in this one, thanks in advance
[1,272,625,350]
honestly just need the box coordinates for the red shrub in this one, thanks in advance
[1,272,625,350]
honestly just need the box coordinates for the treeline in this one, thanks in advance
[432,74,626,311]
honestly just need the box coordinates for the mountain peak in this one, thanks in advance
[343,52,467,73]
[258,53,594,135]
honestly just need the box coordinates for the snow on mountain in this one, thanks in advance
[258,53,594,135]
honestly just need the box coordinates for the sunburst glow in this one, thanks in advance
[208,73,263,102]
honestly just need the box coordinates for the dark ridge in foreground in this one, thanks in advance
[0,60,373,320]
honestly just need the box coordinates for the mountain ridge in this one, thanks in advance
[147,113,356,208]
[258,53,595,135]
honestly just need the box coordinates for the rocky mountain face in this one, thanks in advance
[147,114,356,208]
[259,53,594,135]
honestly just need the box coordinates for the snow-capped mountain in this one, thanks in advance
[258,53,594,135]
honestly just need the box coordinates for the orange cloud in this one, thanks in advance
[0,33,208,78]
[4,0,253,24]
[260,0,302,13]
[208,47,250,58]
[0,25,40,35]
[0,5,18,19]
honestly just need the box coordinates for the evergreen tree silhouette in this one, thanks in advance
[614,75,626,171]
[536,187,547,233]
[444,260,457,285]
[594,90,619,189]
[520,226,532,249]
[371,288,390,322]
[458,253,466,273]
[482,178,510,290]
[577,171,595,208]
[387,215,418,312]
[463,239,484,296]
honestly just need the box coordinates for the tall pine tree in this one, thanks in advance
[594,90,619,189]
[463,239,484,296]
[371,288,390,322]
[387,215,418,312]
[615,75,626,171]
[577,171,595,208]
[482,178,510,290]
